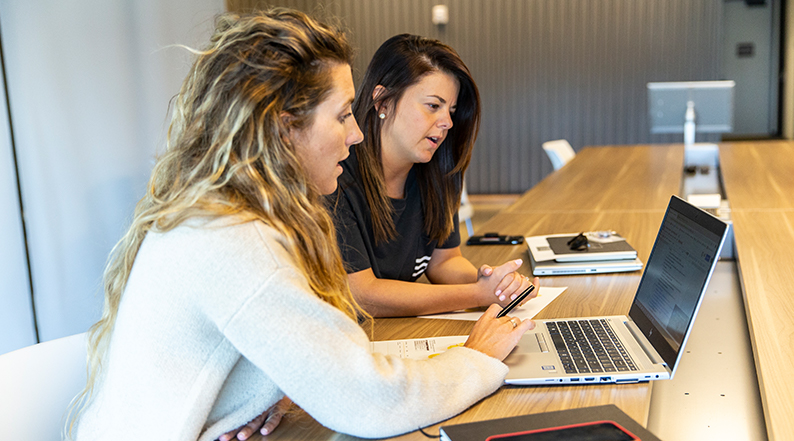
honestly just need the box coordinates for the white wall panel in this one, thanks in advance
[0,50,36,354]
[0,0,224,344]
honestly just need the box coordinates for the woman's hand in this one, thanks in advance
[464,304,535,360]
[218,396,292,440]
[477,260,539,308]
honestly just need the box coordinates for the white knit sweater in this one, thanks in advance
[74,218,508,440]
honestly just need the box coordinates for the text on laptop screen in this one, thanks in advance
[633,208,723,355]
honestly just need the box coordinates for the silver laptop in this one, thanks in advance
[528,255,644,276]
[527,232,643,275]
[504,195,728,385]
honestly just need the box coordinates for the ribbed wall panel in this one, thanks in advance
[231,0,723,193]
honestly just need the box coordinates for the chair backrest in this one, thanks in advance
[0,332,87,440]
[542,139,576,170]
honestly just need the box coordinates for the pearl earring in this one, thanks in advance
[379,113,386,120]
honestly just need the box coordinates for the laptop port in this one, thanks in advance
[570,378,580,382]
[600,376,612,382]
[616,378,640,384]
[584,377,595,381]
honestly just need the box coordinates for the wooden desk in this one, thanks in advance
[719,141,794,441]
[464,211,664,319]
[263,234,655,441]
[265,315,652,441]
[720,141,794,210]
[506,145,683,213]
[259,145,683,440]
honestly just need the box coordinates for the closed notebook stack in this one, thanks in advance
[525,231,643,276]
[439,404,661,441]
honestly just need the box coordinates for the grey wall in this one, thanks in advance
[241,0,724,193]
[722,0,780,137]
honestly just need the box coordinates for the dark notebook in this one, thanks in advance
[546,235,636,258]
[439,405,661,441]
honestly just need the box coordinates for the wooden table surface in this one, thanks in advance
[720,141,794,210]
[256,145,684,440]
[257,141,794,440]
[719,141,794,441]
[506,145,684,213]
[265,315,653,441]
[463,210,665,319]
[263,223,657,441]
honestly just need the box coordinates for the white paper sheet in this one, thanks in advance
[370,335,468,360]
[418,286,568,321]
[687,193,722,209]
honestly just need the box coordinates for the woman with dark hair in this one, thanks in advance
[331,34,539,317]
[66,12,533,441]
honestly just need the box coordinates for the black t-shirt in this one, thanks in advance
[329,149,460,282]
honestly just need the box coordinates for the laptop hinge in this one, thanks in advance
[624,320,666,366]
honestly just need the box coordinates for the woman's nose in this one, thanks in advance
[438,111,453,129]
[348,119,364,146]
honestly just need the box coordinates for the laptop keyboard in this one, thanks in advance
[546,319,638,374]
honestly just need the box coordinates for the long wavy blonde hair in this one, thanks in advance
[66,8,367,437]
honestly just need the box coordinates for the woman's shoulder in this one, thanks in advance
[148,216,297,273]
[228,218,302,269]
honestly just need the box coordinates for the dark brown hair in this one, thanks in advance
[351,34,481,244]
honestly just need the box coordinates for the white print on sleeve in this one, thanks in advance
[412,255,432,278]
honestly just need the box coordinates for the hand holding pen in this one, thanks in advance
[496,284,536,318]
[464,283,538,361]
[465,303,536,361]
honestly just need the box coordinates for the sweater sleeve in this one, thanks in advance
[215,261,508,438]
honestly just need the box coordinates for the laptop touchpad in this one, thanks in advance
[511,332,543,355]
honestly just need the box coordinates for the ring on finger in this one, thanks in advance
[509,317,519,328]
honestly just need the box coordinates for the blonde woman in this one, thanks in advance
[68,9,533,441]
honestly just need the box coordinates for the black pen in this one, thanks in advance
[495,284,535,318]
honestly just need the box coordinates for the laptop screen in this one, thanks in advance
[629,196,727,370]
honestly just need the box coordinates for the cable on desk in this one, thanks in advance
[418,426,441,438]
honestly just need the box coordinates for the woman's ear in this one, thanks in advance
[280,111,295,129]
[372,85,388,115]
[281,112,298,143]
[372,85,387,102]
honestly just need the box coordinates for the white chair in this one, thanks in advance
[458,182,475,237]
[542,139,576,171]
[0,332,87,440]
